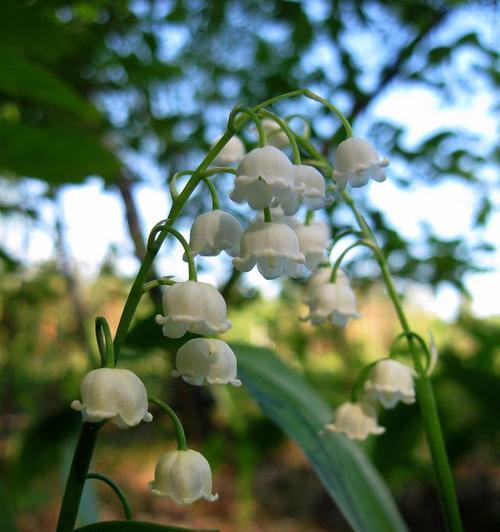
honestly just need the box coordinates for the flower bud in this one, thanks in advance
[333,138,389,190]
[71,368,153,428]
[213,135,245,164]
[364,359,415,409]
[323,401,385,441]
[230,146,296,210]
[233,221,305,279]
[149,449,218,504]
[261,119,290,149]
[155,281,231,338]
[294,221,331,271]
[293,164,332,210]
[188,210,243,258]
[173,338,241,387]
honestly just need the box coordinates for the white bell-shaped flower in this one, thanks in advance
[293,164,332,210]
[149,449,218,504]
[323,401,385,441]
[302,269,359,327]
[188,210,243,258]
[333,138,389,190]
[213,135,245,165]
[173,338,241,387]
[155,281,231,338]
[294,221,331,270]
[230,146,296,210]
[233,221,305,279]
[364,359,415,409]
[261,118,290,149]
[71,368,153,428]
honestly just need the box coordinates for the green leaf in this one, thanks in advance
[0,479,17,532]
[0,47,100,121]
[74,521,218,532]
[0,122,120,184]
[234,343,408,532]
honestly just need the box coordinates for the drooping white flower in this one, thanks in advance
[293,164,332,210]
[173,338,241,387]
[71,368,153,428]
[305,265,337,293]
[149,449,218,504]
[261,119,290,149]
[364,359,415,409]
[155,281,231,338]
[188,210,243,258]
[333,138,389,190]
[233,221,305,279]
[230,146,296,211]
[294,221,331,271]
[213,135,245,165]
[302,268,359,327]
[322,401,385,441]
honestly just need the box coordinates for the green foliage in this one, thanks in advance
[0,122,120,184]
[0,480,17,532]
[234,343,408,532]
[74,522,218,532]
[0,47,99,122]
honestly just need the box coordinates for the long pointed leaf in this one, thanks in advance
[74,521,218,532]
[234,343,408,532]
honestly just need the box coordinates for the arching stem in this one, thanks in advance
[86,472,132,520]
[148,396,187,451]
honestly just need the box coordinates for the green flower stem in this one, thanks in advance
[142,277,176,293]
[285,113,311,139]
[95,317,115,368]
[259,108,301,164]
[202,177,219,210]
[263,207,272,223]
[350,359,389,402]
[148,396,187,451]
[202,166,238,177]
[329,239,377,283]
[169,170,224,211]
[86,472,132,520]
[390,331,432,371]
[56,422,102,532]
[147,223,197,282]
[229,106,267,146]
[305,209,314,225]
[299,137,463,532]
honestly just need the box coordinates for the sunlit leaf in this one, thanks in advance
[234,343,408,532]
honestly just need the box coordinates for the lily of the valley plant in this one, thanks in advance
[57,89,463,532]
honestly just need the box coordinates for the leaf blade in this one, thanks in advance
[74,520,218,532]
[234,343,408,532]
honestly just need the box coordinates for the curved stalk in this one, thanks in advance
[148,396,187,451]
[259,108,301,164]
[86,472,132,520]
[95,317,114,368]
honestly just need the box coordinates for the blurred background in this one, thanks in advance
[0,0,499,531]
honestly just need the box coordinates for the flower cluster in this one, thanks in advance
[69,107,393,511]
